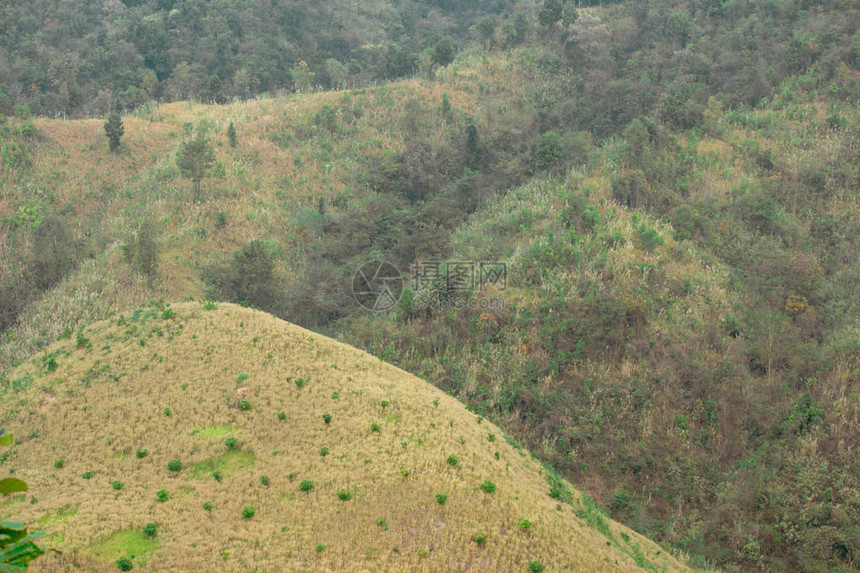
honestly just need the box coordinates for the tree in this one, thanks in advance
[206,74,224,104]
[122,219,159,280]
[432,37,455,82]
[228,240,279,311]
[32,215,76,289]
[104,113,124,153]
[538,0,563,28]
[177,132,215,200]
[227,121,237,148]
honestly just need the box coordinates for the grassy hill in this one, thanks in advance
[0,301,689,572]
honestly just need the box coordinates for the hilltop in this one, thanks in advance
[0,301,688,572]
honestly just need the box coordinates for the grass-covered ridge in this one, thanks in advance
[0,301,690,572]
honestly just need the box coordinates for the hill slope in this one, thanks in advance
[0,301,689,572]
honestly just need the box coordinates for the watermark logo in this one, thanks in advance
[351,260,405,312]
[352,259,506,312]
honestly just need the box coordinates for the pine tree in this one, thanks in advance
[104,113,124,153]
[227,121,237,147]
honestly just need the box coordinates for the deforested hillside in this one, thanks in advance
[0,301,690,572]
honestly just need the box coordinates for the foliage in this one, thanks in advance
[104,114,124,153]
[176,132,215,200]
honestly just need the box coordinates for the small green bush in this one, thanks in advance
[112,480,124,490]
[241,506,256,519]
[435,493,448,505]
[519,519,533,531]
[528,562,545,572]
[337,490,352,501]
[116,557,134,571]
[53,459,64,469]
[202,501,214,511]
[479,479,497,493]
[162,408,171,417]
[156,489,169,503]
[315,544,326,553]
[322,413,332,425]
[82,471,93,479]
[260,475,270,486]
[319,447,330,457]
[380,400,389,409]
[299,480,314,492]
[237,373,249,382]
[142,523,158,538]
[370,422,381,433]
[212,471,223,482]
[224,437,238,449]
[167,459,183,472]
[294,377,307,389]
[472,532,487,545]
[238,400,251,411]
[446,455,459,467]
[135,448,148,459]
[277,411,287,421]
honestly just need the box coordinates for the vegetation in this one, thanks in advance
[0,303,683,571]
[0,0,858,570]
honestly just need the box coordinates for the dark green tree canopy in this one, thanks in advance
[177,133,216,199]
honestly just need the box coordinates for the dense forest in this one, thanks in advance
[1,0,859,571]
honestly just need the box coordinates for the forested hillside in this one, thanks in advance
[1,0,859,571]
[0,0,515,116]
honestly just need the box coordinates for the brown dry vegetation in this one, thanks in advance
[0,302,690,572]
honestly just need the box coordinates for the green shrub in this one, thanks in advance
[472,532,487,545]
[82,471,93,479]
[135,448,148,459]
[116,557,133,571]
[315,544,326,553]
[435,493,448,505]
[162,408,171,417]
[156,489,169,503]
[167,459,183,472]
[446,455,459,467]
[337,490,352,501]
[237,372,249,382]
[202,501,214,511]
[370,422,381,433]
[319,447,329,457]
[215,211,228,229]
[528,562,545,572]
[142,523,158,538]
[238,400,251,411]
[519,519,533,531]
[479,479,497,493]
[241,506,256,519]
[277,411,287,421]
[260,475,270,486]
[322,413,332,425]
[380,400,389,409]
[212,471,222,482]
[53,459,64,469]
[294,377,307,389]
[299,480,314,492]
[112,480,124,490]
[224,437,238,449]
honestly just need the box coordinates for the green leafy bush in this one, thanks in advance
[322,413,332,425]
[370,422,381,433]
[156,489,169,503]
[112,480,124,490]
[299,480,314,492]
[224,437,238,449]
[167,459,183,472]
[277,411,287,421]
[435,493,448,505]
[53,459,64,469]
[202,502,214,511]
[260,475,270,486]
[479,479,497,493]
[319,447,329,457]
[446,455,459,467]
[528,562,545,572]
[241,506,256,519]
[142,523,158,538]
[116,557,134,571]
[135,448,148,459]
[238,400,251,411]
[337,490,352,501]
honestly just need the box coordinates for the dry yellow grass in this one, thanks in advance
[1,302,689,572]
